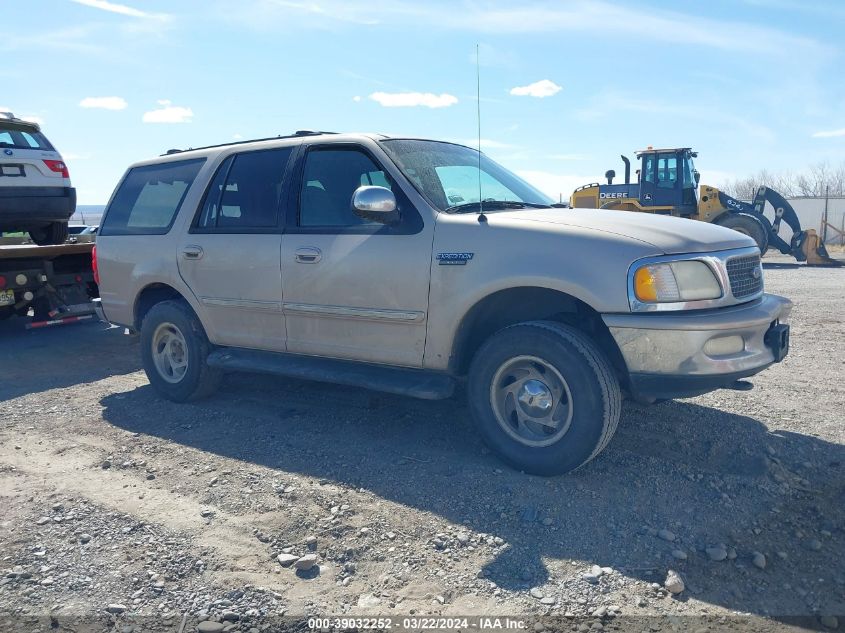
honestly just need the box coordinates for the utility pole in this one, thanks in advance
[822,186,829,243]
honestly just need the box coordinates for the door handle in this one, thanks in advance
[294,247,322,264]
[182,245,204,260]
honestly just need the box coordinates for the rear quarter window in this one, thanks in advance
[100,158,205,236]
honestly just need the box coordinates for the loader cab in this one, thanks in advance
[636,147,699,215]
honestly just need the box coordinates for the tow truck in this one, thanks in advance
[0,233,99,329]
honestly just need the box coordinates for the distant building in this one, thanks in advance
[783,197,845,246]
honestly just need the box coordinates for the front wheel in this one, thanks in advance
[468,321,621,476]
[140,300,222,402]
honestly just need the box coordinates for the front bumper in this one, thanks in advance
[603,293,792,399]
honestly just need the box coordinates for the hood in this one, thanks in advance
[489,208,756,255]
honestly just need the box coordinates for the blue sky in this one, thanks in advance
[5,0,845,204]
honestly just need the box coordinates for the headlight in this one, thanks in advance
[632,260,722,303]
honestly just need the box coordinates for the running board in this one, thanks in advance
[206,348,456,400]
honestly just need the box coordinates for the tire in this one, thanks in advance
[717,213,769,253]
[30,222,69,246]
[467,321,622,476]
[140,300,222,402]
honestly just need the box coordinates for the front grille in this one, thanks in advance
[726,254,763,298]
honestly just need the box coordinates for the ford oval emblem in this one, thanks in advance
[3,149,12,156]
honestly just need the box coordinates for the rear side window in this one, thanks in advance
[100,158,205,236]
[0,125,55,150]
[195,147,292,232]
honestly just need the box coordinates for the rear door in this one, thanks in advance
[177,147,295,352]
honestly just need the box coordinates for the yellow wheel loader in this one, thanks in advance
[570,147,840,266]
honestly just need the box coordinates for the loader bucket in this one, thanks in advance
[792,229,843,267]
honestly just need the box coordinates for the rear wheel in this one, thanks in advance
[716,213,769,253]
[468,321,622,476]
[30,222,69,246]
[140,300,222,402]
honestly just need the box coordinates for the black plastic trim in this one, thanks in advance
[206,347,455,400]
[628,366,771,400]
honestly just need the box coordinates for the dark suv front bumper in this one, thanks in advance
[0,186,76,230]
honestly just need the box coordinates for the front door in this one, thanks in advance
[177,147,295,352]
[280,143,433,367]
[639,151,680,209]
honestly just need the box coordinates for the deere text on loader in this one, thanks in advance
[570,147,840,266]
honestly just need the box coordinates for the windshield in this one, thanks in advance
[380,139,553,211]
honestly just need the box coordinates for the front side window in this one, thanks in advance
[380,139,552,211]
[100,158,205,236]
[196,147,292,231]
[299,147,390,227]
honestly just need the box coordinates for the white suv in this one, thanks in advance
[0,112,75,244]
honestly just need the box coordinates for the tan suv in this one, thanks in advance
[95,132,792,475]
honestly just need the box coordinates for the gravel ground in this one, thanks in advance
[1,255,843,633]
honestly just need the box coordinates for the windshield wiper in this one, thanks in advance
[445,200,552,214]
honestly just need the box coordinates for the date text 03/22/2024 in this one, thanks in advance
[307,616,528,630]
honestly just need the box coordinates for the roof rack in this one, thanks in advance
[160,130,338,156]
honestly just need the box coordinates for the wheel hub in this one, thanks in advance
[517,379,553,417]
[151,322,189,384]
[489,355,574,448]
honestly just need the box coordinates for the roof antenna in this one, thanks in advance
[476,43,487,224]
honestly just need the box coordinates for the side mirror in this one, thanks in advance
[694,170,701,185]
[351,186,398,224]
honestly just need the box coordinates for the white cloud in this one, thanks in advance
[142,103,193,123]
[576,90,775,142]
[232,133,243,140]
[70,0,169,20]
[79,96,127,110]
[229,1,829,59]
[812,128,845,138]
[510,79,562,98]
[369,92,458,108]
[352,95,362,102]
